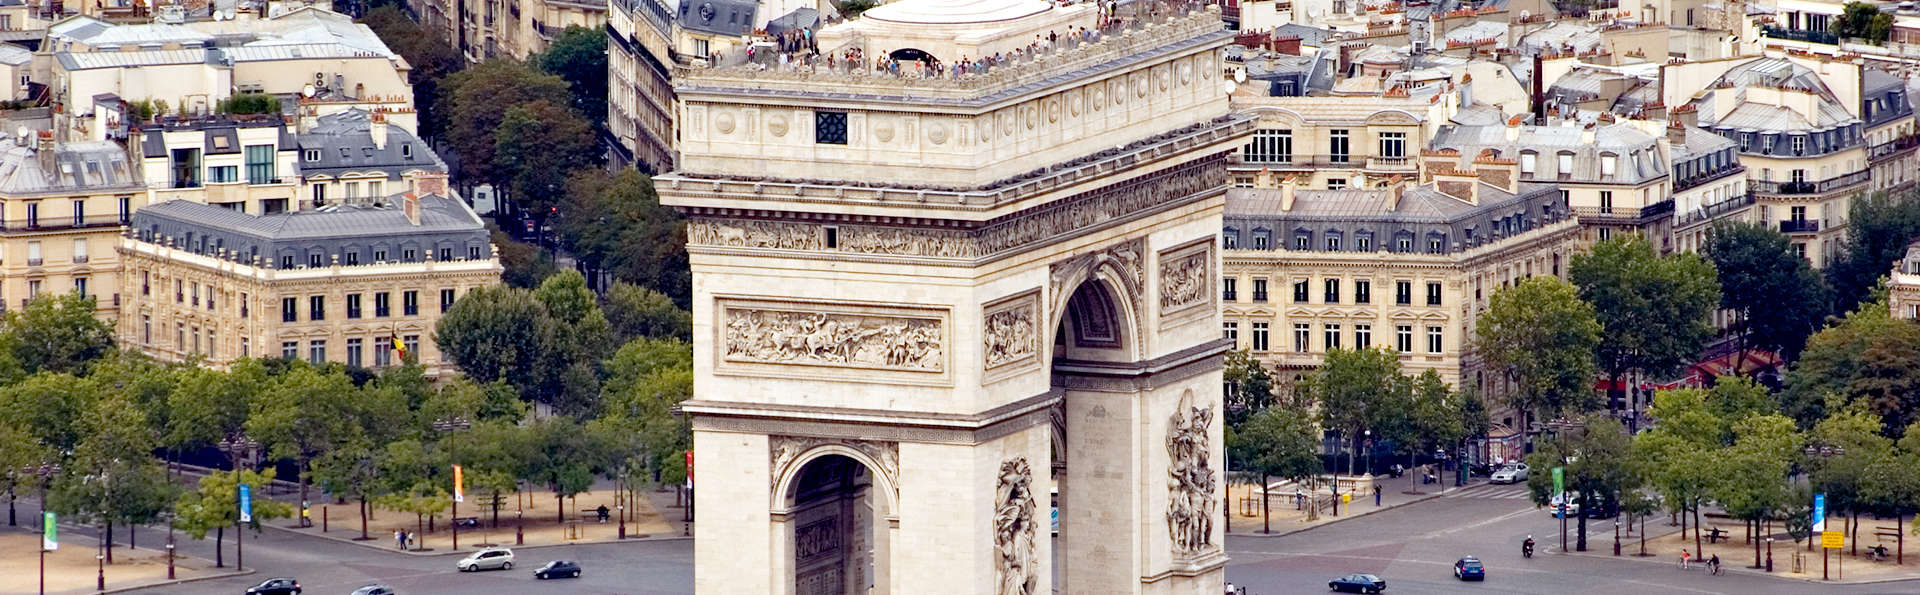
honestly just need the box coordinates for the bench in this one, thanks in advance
[1706,527,1727,543]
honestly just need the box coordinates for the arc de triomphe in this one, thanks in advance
[659,2,1246,592]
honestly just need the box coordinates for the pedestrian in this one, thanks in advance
[395,530,404,550]
[1709,554,1720,575]
[1373,483,1381,506]
[1681,549,1690,570]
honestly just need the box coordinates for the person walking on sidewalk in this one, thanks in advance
[1681,549,1691,570]
[1373,484,1381,506]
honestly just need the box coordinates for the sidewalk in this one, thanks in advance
[0,527,246,594]
[271,484,693,555]
[1227,469,1486,538]
[1556,514,1920,585]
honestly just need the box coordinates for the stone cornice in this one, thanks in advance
[682,389,1061,446]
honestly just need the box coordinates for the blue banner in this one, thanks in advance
[239,484,253,524]
[1813,493,1826,532]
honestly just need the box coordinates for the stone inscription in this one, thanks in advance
[724,308,944,372]
[995,457,1038,595]
[1166,393,1217,555]
[983,297,1038,369]
[1159,247,1209,313]
[684,158,1226,260]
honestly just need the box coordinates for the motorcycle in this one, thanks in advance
[1522,540,1535,559]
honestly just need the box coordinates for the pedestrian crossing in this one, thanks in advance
[1441,484,1536,500]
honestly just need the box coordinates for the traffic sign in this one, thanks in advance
[239,484,252,524]
[1823,530,1844,549]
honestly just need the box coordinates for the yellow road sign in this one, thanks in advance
[1823,531,1845,549]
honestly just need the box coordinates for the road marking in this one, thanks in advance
[1430,507,1540,537]
[1222,550,1728,594]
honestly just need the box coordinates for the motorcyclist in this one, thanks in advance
[1523,535,1535,558]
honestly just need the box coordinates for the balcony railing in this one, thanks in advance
[0,214,134,232]
[1672,165,1746,193]
[1779,219,1821,234]
[1678,191,1756,226]
[1750,170,1871,196]
[1870,135,1920,163]
[1761,26,1839,45]
[1365,156,1415,171]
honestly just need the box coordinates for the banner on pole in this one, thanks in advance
[685,450,694,489]
[239,484,253,524]
[452,464,465,503]
[42,512,55,551]
[1813,493,1827,533]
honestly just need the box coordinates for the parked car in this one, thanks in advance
[456,548,514,572]
[348,586,393,595]
[1453,557,1485,581]
[1328,573,1387,593]
[534,560,582,579]
[1548,493,1581,518]
[1490,464,1528,484]
[246,578,301,595]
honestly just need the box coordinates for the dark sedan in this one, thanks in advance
[245,578,300,595]
[1454,556,1485,581]
[534,560,582,579]
[1329,573,1387,593]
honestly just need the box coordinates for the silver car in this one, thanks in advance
[1490,464,1529,484]
[457,548,514,572]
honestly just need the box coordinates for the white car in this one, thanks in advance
[1490,464,1529,484]
[457,548,514,572]
[1548,492,1581,517]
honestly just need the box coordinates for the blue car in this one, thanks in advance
[1329,573,1387,593]
[1454,556,1485,581]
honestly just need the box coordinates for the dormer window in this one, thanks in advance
[1600,154,1617,177]
[1556,151,1573,176]
[1519,151,1536,175]
[1792,136,1805,155]
[401,144,413,159]
[304,149,320,161]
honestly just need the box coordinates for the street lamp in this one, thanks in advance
[96,551,104,592]
[1767,537,1775,573]
[434,418,472,551]
[165,540,175,579]
[1363,430,1372,476]
[1804,442,1845,580]
[218,433,260,470]
[617,504,625,539]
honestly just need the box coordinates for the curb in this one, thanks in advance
[1552,534,1920,586]
[261,522,694,557]
[1230,482,1490,539]
[103,567,256,594]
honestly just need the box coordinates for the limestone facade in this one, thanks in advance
[665,3,1240,593]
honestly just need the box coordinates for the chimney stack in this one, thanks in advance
[1531,53,1546,125]
[1280,174,1298,211]
[369,111,387,150]
[1667,119,1687,147]
[402,192,421,226]
[34,130,54,177]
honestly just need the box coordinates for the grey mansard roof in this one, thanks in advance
[132,193,489,268]
[1223,182,1571,255]
[1429,123,1668,185]
[0,139,143,195]
[296,109,445,181]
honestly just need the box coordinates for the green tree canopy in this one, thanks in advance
[4,293,114,374]
[359,6,465,141]
[438,60,570,187]
[1571,235,1720,403]
[1305,347,1408,475]
[435,284,557,396]
[1825,192,1920,315]
[1704,221,1830,362]
[1229,406,1324,526]
[1474,277,1602,424]
[492,99,597,214]
[1786,292,1920,433]
[560,170,689,304]
[1223,350,1275,429]
[603,282,692,342]
[535,26,608,124]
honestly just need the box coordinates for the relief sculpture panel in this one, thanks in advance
[983,293,1039,371]
[723,304,945,373]
[994,457,1038,595]
[1158,240,1213,326]
[1166,391,1217,556]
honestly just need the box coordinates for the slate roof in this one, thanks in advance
[297,110,445,181]
[0,43,32,66]
[1223,181,1571,255]
[677,0,758,36]
[0,139,142,195]
[1429,123,1669,185]
[131,193,491,268]
[1274,23,1333,48]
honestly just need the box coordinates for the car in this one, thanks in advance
[1453,557,1485,581]
[1490,464,1529,484]
[246,578,301,595]
[1328,573,1387,593]
[348,586,393,595]
[534,560,582,580]
[456,547,514,572]
[1548,493,1581,518]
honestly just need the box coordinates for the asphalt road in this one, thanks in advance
[1224,483,1920,595]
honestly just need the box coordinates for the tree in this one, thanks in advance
[1785,292,1920,432]
[1475,277,1602,439]
[491,230,557,288]
[603,282,692,342]
[1223,350,1275,430]
[438,60,570,188]
[1805,406,1892,554]
[0,421,50,526]
[1634,387,1728,553]
[376,481,452,550]
[1835,1,1895,43]
[1403,371,1467,478]
[1525,415,1638,552]
[492,99,598,215]
[45,395,175,558]
[309,440,383,540]
[435,284,556,397]
[359,6,465,141]
[1711,414,1802,568]
[1304,347,1407,475]
[246,365,363,506]
[167,362,267,468]
[1231,407,1324,530]
[1825,192,1920,315]
[4,293,114,374]
[173,468,292,567]
[599,338,693,484]
[0,373,99,453]
[560,170,689,304]
[535,271,615,416]
[535,26,608,125]
[1571,235,1720,411]
[1704,222,1830,363]
[522,417,601,522]
[443,420,528,527]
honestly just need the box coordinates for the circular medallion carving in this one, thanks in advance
[978,119,991,140]
[875,120,895,143]
[1113,81,1126,105]
[1091,87,1105,110]
[1047,99,1060,123]
[928,122,949,145]
[1001,112,1014,136]
[1024,105,1037,130]
[1179,61,1193,85]
[1135,75,1147,98]
[768,114,788,137]
[1069,92,1082,116]
[714,112,735,135]
[1157,67,1169,91]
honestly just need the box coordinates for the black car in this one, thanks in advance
[246,578,301,595]
[534,560,582,580]
[1329,573,1387,593]
[349,586,394,595]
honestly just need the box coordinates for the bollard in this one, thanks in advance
[322,506,328,532]
[516,525,524,545]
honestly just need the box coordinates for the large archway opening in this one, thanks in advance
[786,454,890,595]
[1049,276,1136,591]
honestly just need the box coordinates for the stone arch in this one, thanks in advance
[771,446,898,595]
[769,442,900,513]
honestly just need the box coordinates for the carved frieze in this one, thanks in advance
[1166,391,1217,556]
[722,304,945,373]
[1158,240,1212,317]
[994,457,1038,595]
[683,159,1227,262]
[770,435,900,495]
[983,293,1039,370]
